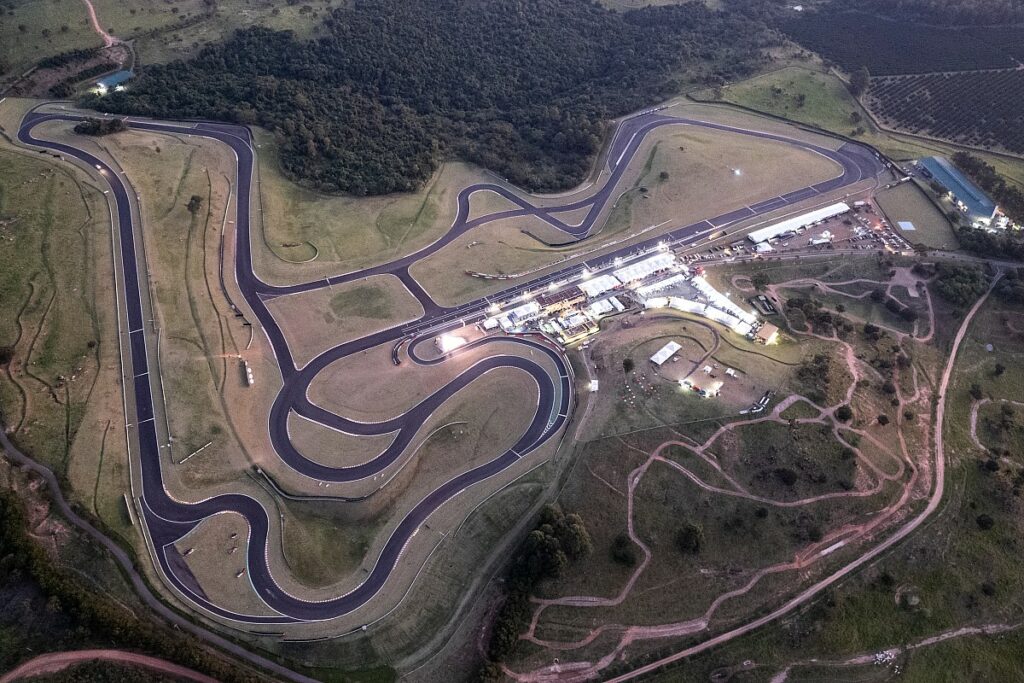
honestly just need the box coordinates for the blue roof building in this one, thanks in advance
[95,70,133,90]
[919,156,998,227]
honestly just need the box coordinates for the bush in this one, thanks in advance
[610,534,638,566]
[675,522,704,554]
[774,468,798,486]
[976,513,995,530]
[836,405,853,421]
[73,117,127,136]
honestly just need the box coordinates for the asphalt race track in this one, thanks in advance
[17,105,883,624]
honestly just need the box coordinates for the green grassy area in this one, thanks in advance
[727,421,856,499]
[0,147,113,478]
[330,284,392,320]
[251,127,477,284]
[708,66,866,137]
[128,0,342,65]
[0,0,99,77]
[632,292,1022,683]
[279,500,378,588]
[696,65,1024,189]
[0,0,339,80]
[876,181,959,251]
[779,399,821,420]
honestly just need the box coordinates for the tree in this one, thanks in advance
[675,522,704,554]
[658,170,670,181]
[976,513,995,530]
[610,534,637,566]
[877,414,890,426]
[994,363,1006,376]
[850,66,870,96]
[751,273,769,291]
[970,383,984,400]
[186,195,204,215]
[73,117,127,136]
[774,468,798,486]
[622,358,635,374]
[0,346,13,366]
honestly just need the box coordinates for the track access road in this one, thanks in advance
[16,105,883,624]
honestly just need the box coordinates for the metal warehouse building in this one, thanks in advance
[746,202,851,244]
[919,156,998,227]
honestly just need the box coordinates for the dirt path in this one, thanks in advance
[969,397,1024,452]
[81,0,118,48]
[505,273,997,682]
[0,649,218,683]
[769,620,1024,682]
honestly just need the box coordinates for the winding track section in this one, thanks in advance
[16,106,883,625]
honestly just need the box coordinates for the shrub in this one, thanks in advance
[675,522,704,554]
[610,534,637,567]
[774,468,798,486]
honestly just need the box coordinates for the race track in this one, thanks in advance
[17,106,883,624]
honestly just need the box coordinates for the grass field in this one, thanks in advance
[0,0,101,79]
[174,511,279,617]
[266,275,424,367]
[876,182,959,251]
[0,138,139,549]
[709,67,866,138]
[410,116,843,306]
[609,290,1022,683]
[250,129,493,285]
[0,0,338,84]
[699,65,1024,190]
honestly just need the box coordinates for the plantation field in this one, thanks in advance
[781,11,1019,75]
[866,70,1024,156]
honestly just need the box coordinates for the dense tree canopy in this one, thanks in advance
[92,0,776,195]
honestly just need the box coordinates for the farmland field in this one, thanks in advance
[866,70,1024,156]
[781,11,1020,75]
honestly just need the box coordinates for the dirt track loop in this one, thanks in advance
[503,273,996,682]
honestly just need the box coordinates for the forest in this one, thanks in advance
[91,0,776,195]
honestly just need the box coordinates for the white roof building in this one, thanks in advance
[746,202,850,244]
[690,276,757,325]
[650,341,682,366]
[588,299,614,316]
[635,274,687,298]
[579,274,620,298]
[499,301,541,331]
[613,253,677,283]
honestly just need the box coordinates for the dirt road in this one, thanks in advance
[0,649,218,683]
[81,0,118,47]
